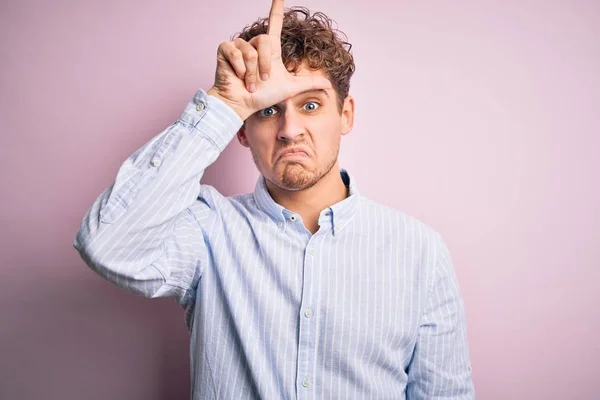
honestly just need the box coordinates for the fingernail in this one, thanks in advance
[261,73,269,81]
[249,83,256,92]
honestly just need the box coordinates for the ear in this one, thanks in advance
[236,125,250,148]
[340,95,355,136]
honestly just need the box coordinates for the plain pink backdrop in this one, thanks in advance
[1,1,599,399]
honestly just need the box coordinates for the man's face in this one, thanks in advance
[238,64,354,192]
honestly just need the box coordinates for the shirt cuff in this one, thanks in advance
[179,89,244,151]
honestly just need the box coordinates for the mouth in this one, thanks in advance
[278,148,310,160]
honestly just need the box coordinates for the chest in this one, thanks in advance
[205,219,429,361]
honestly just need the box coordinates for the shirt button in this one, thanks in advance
[302,376,311,388]
[151,159,161,167]
[290,215,297,221]
[304,308,313,318]
[308,248,315,256]
[196,103,206,112]
[277,222,284,229]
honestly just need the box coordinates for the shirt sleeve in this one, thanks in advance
[73,89,243,305]
[406,233,475,399]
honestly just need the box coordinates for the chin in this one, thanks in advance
[276,163,320,191]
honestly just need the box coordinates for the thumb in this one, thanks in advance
[286,74,333,98]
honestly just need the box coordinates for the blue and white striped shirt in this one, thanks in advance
[74,89,475,399]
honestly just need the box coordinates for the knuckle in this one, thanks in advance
[244,50,258,62]
[257,37,271,50]
[229,49,242,61]
[217,41,229,54]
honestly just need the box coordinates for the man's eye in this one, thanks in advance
[258,107,278,117]
[303,102,320,112]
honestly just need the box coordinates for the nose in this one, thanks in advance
[277,109,305,142]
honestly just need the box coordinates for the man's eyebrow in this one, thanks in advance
[295,89,329,97]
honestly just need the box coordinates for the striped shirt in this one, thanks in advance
[73,89,475,399]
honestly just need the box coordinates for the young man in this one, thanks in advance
[74,1,475,398]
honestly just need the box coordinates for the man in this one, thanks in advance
[74,1,475,398]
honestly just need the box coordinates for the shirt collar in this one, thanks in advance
[253,168,360,236]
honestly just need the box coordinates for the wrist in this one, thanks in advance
[206,87,252,121]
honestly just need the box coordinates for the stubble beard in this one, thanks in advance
[252,143,340,192]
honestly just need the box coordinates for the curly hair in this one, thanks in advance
[234,7,355,112]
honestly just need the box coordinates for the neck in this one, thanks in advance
[265,164,348,233]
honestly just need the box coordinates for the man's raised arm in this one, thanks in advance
[73,0,331,303]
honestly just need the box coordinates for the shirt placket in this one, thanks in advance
[296,233,322,399]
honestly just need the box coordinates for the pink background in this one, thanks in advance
[1,1,599,399]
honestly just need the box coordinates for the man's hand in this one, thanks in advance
[207,0,332,121]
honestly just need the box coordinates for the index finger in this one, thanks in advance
[267,0,284,38]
